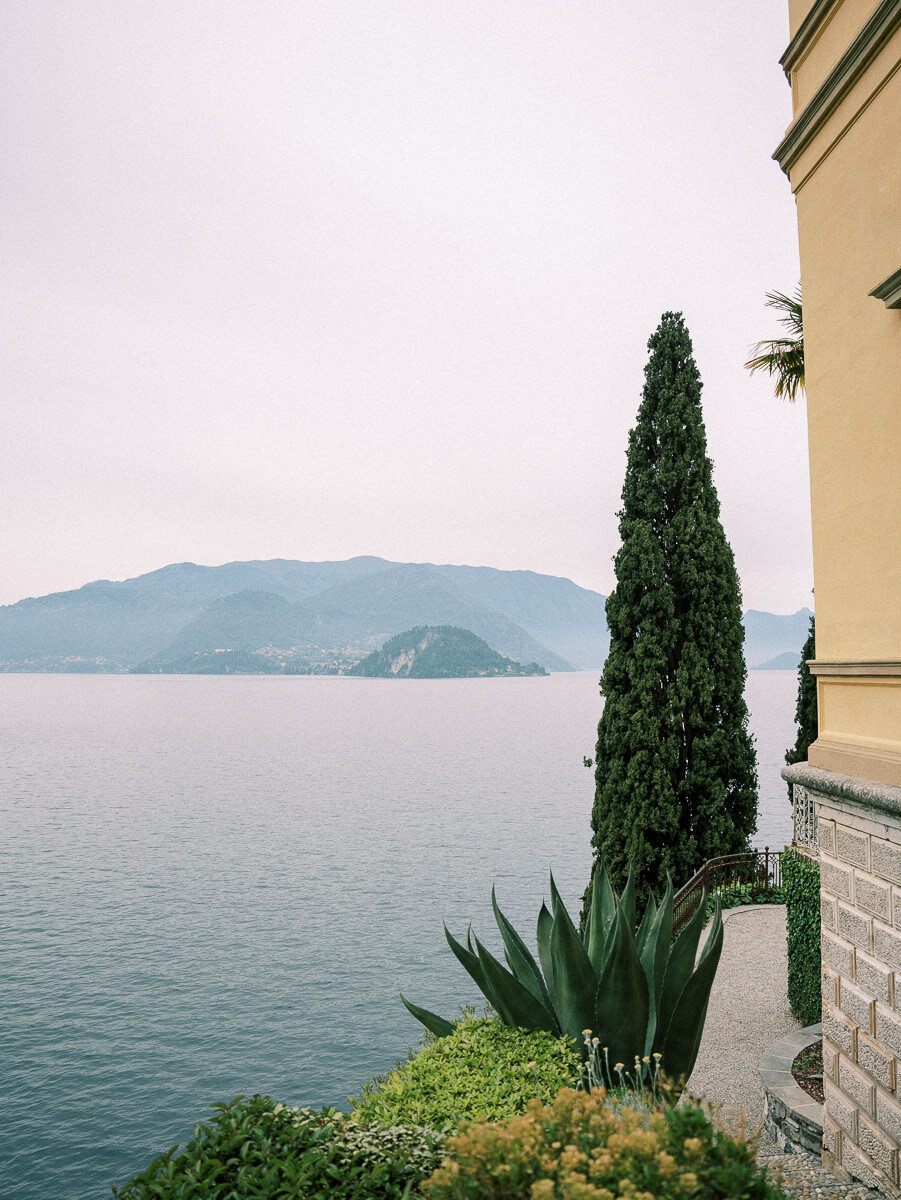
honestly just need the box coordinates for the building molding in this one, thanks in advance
[774,0,901,174]
[780,0,842,78]
[869,265,901,308]
[783,760,901,817]
[807,738,901,787]
[808,659,901,676]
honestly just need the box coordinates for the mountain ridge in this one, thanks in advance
[0,556,812,673]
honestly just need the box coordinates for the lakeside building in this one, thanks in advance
[777,0,901,1191]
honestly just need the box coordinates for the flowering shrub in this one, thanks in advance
[350,1018,581,1128]
[422,1087,790,1200]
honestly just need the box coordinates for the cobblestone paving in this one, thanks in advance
[758,1143,883,1198]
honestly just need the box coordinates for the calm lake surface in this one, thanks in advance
[1,670,795,1199]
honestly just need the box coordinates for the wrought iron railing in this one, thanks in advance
[672,847,783,936]
[792,784,819,851]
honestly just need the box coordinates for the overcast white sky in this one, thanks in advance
[0,1,812,612]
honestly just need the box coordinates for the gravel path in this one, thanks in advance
[687,905,884,1199]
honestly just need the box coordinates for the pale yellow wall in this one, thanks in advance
[789,0,822,39]
[788,1,875,112]
[782,0,901,785]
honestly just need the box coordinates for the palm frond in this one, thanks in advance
[745,285,805,401]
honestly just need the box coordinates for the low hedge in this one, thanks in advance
[783,847,821,1025]
[112,1095,445,1200]
[350,1018,581,1128]
[423,1086,790,1200]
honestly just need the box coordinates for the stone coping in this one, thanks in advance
[783,762,901,818]
[760,1022,823,1156]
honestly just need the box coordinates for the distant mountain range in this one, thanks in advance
[0,557,813,674]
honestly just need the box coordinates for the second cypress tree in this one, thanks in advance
[589,313,758,897]
[784,614,817,800]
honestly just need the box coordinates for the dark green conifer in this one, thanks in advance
[589,313,758,898]
[784,614,817,799]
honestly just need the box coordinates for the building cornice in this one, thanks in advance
[870,266,901,308]
[780,0,842,78]
[774,0,901,175]
[808,660,901,676]
[783,761,901,817]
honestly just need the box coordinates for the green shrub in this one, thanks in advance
[422,1087,790,1200]
[350,1018,581,1128]
[783,848,821,1025]
[705,882,784,918]
[111,1094,445,1200]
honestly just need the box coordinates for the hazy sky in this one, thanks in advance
[1,1,812,612]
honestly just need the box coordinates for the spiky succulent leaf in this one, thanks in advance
[640,877,674,1054]
[592,903,649,1075]
[635,893,657,954]
[619,865,636,934]
[598,865,617,934]
[548,871,566,916]
[536,900,557,1013]
[399,994,454,1039]
[473,935,557,1033]
[585,863,613,974]
[661,905,724,1082]
[652,893,709,1057]
[444,923,492,1002]
[549,889,598,1039]
[491,887,555,1018]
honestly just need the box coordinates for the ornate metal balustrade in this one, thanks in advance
[672,847,783,936]
[792,784,819,852]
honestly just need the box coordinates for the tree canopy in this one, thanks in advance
[588,313,758,898]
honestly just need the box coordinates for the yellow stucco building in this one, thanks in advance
[777,0,901,786]
[778,0,901,1189]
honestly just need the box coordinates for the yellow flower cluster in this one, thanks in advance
[423,1088,704,1200]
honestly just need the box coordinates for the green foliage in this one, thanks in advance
[785,614,817,802]
[783,849,821,1025]
[112,1094,445,1200]
[402,869,724,1092]
[348,625,548,678]
[422,1087,790,1200]
[745,286,805,402]
[590,312,758,899]
[350,1018,581,1128]
[705,883,784,918]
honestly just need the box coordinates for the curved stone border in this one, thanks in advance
[760,1022,823,1156]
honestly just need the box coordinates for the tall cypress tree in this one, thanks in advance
[784,614,817,800]
[589,313,758,897]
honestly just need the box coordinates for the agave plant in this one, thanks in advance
[401,866,723,1089]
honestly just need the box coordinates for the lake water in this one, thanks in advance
[1,670,795,1199]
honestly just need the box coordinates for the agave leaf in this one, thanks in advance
[444,923,492,1001]
[549,870,565,916]
[592,903,649,1074]
[549,888,598,1039]
[652,891,709,1057]
[492,886,555,1018]
[696,896,723,968]
[620,865,636,934]
[585,863,613,975]
[536,900,557,1012]
[635,893,657,954]
[399,994,454,1039]
[640,877,674,1054]
[473,935,557,1033]
[598,864,617,935]
[661,907,724,1083]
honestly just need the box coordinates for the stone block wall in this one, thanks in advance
[787,764,901,1197]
